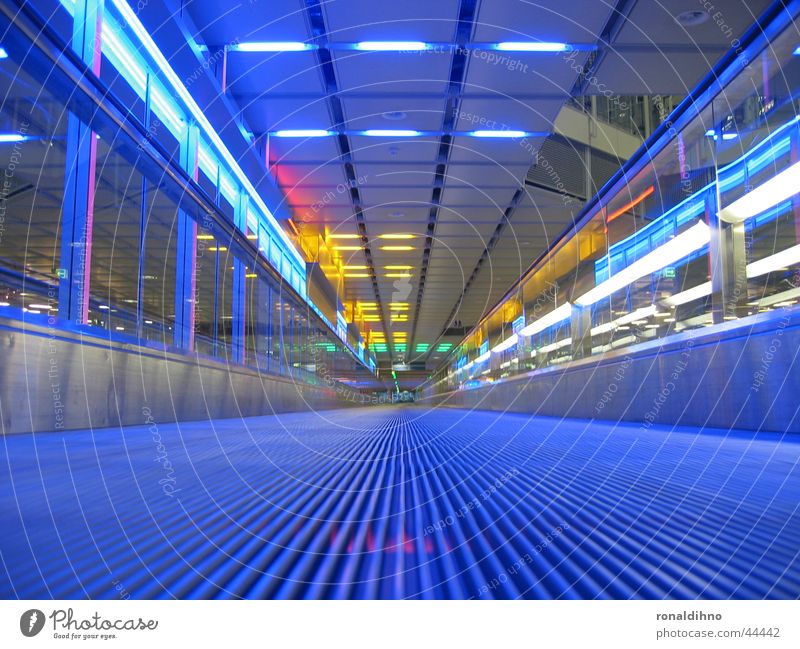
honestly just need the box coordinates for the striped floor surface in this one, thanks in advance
[1,407,799,598]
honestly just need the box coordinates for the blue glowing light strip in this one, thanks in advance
[57,0,306,283]
[105,0,306,271]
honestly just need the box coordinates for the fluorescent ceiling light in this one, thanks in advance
[0,47,8,59]
[272,129,333,137]
[381,245,415,251]
[470,130,527,138]
[0,133,26,142]
[328,233,361,239]
[519,303,572,337]
[333,245,363,251]
[232,42,315,52]
[362,129,421,137]
[344,265,369,270]
[746,243,800,278]
[344,273,370,278]
[356,41,429,51]
[491,334,519,354]
[718,160,800,223]
[385,265,413,270]
[379,233,415,239]
[386,273,412,278]
[590,305,658,336]
[662,282,712,307]
[495,42,568,52]
[576,221,710,306]
[536,337,572,354]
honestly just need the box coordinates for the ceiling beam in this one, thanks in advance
[302,0,393,364]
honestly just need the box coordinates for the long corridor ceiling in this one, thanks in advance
[176,0,770,368]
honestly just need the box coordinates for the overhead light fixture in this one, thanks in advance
[519,303,572,337]
[590,305,658,336]
[662,282,712,307]
[385,265,413,270]
[746,243,800,278]
[718,161,800,223]
[361,129,421,137]
[355,41,429,51]
[386,273,412,278]
[381,245,415,251]
[232,42,316,52]
[470,130,528,138]
[245,273,258,278]
[379,233,415,239]
[344,265,369,270]
[333,245,363,251]
[491,334,519,354]
[576,221,711,306]
[344,273,370,278]
[272,129,333,137]
[390,305,409,310]
[495,42,569,52]
[328,233,362,239]
[0,133,27,143]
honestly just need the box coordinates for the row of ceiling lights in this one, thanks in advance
[228,41,582,53]
[238,40,584,140]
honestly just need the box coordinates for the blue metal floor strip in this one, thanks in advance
[1,407,799,599]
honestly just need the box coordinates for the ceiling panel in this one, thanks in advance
[615,0,772,47]
[332,51,452,94]
[349,134,440,162]
[473,0,614,43]
[226,52,325,95]
[244,97,333,133]
[341,95,447,131]
[322,0,460,42]
[187,0,310,43]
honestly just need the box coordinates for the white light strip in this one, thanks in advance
[361,129,421,137]
[356,41,429,51]
[232,42,315,52]
[470,130,528,138]
[576,221,711,306]
[746,243,800,278]
[662,281,712,307]
[475,351,491,364]
[536,337,572,354]
[491,333,518,354]
[108,0,306,269]
[590,305,658,336]
[519,302,572,337]
[718,160,800,223]
[495,42,568,52]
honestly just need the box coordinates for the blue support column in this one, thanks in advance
[231,192,248,364]
[58,0,103,325]
[174,123,199,350]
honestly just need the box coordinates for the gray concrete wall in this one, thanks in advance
[419,308,800,434]
[0,318,365,434]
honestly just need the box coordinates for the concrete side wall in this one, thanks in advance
[0,319,363,434]
[420,309,800,433]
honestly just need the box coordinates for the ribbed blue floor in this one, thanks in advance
[1,407,798,599]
